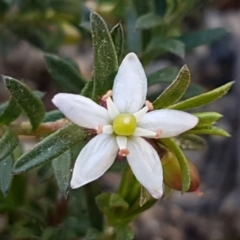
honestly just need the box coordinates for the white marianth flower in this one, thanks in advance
[52,53,198,199]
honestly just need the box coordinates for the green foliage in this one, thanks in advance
[153,65,190,108]
[3,76,45,129]
[148,66,179,86]
[90,11,118,98]
[0,4,234,240]
[44,55,85,93]
[169,82,233,110]
[0,127,19,162]
[179,28,229,49]
[0,154,14,196]
[160,138,191,192]
[52,150,72,198]
[13,124,86,174]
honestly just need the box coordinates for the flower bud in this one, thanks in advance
[161,150,200,192]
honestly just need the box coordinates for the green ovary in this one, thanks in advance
[113,114,137,136]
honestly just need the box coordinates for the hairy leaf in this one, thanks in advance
[3,76,45,129]
[90,11,118,98]
[44,54,85,93]
[153,65,190,108]
[0,127,19,162]
[13,124,86,174]
[169,82,233,110]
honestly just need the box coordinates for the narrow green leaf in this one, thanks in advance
[136,13,164,29]
[84,182,103,231]
[160,138,190,192]
[146,38,185,58]
[43,110,64,123]
[0,98,21,125]
[0,127,19,162]
[3,76,45,129]
[169,82,233,110]
[81,80,94,98]
[52,150,72,198]
[148,66,179,86]
[13,123,86,174]
[44,54,85,93]
[179,28,228,49]
[194,112,222,127]
[110,23,124,64]
[176,134,207,150]
[90,11,118,97]
[153,65,190,109]
[0,154,13,196]
[187,125,230,137]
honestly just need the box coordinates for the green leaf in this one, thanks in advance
[84,182,103,231]
[52,149,72,198]
[96,193,129,220]
[136,13,164,29]
[160,138,190,192]
[0,98,21,125]
[43,110,64,123]
[194,112,222,127]
[44,54,85,93]
[113,224,134,240]
[187,125,230,137]
[90,11,118,98]
[13,123,86,174]
[146,38,185,58]
[179,28,228,49]
[148,66,179,86]
[153,65,190,108]
[169,82,233,110]
[3,76,45,129]
[0,127,19,162]
[176,134,207,150]
[0,154,14,196]
[81,80,94,98]
[154,0,167,16]
[110,23,124,64]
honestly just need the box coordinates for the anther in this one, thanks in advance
[155,129,162,139]
[118,148,130,157]
[96,125,103,134]
[145,100,154,111]
[102,90,113,101]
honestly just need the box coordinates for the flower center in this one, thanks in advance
[113,114,137,136]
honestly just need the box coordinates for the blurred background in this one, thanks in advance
[0,0,240,239]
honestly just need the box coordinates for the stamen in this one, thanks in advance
[106,96,119,120]
[102,90,112,101]
[134,106,148,122]
[96,125,103,134]
[195,188,203,197]
[133,127,156,138]
[145,100,154,111]
[156,129,162,139]
[102,125,113,134]
[118,148,130,157]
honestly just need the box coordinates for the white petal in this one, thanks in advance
[138,109,199,138]
[133,127,156,138]
[127,137,163,199]
[52,93,110,129]
[112,53,147,113]
[116,136,127,150]
[71,134,118,188]
[106,97,119,120]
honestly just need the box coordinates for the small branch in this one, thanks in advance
[0,119,69,137]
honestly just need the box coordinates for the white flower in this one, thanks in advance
[52,53,198,199]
